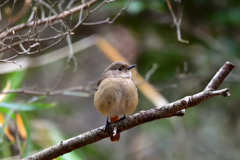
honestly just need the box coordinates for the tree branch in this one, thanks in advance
[0,0,98,39]
[0,86,93,96]
[21,61,235,160]
[0,87,76,95]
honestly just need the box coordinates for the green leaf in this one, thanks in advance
[27,96,47,104]
[1,71,26,103]
[28,102,56,109]
[0,109,14,143]
[0,102,55,111]
[19,112,31,157]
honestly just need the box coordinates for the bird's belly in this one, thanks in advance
[94,78,138,117]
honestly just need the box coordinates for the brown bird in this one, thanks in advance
[94,61,138,142]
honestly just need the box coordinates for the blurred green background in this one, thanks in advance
[0,0,240,159]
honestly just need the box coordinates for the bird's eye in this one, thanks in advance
[117,68,122,71]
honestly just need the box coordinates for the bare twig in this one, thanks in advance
[0,0,132,65]
[0,58,22,68]
[107,0,131,24]
[22,61,235,160]
[136,63,158,86]
[1,86,92,96]
[0,0,98,38]
[0,35,97,74]
[165,0,189,43]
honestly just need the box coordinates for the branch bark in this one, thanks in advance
[22,61,235,160]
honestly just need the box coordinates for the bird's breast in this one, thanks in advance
[94,77,138,117]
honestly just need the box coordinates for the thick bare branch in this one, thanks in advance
[21,61,235,160]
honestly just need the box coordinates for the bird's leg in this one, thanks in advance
[106,117,110,126]
[119,114,126,121]
[105,117,112,133]
[105,117,111,129]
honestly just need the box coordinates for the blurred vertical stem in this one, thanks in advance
[19,112,31,157]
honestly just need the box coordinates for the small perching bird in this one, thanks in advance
[94,61,138,142]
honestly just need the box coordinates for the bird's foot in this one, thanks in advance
[119,114,126,121]
[105,117,110,131]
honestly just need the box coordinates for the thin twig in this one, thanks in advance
[0,0,131,64]
[165,0,189,43]
[1,86,92,96]
[136,63,158,86]
[0,0,98,38]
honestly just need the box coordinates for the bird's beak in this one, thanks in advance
[128,64,136,70]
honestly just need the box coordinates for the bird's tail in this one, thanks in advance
[110,116,120,142]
